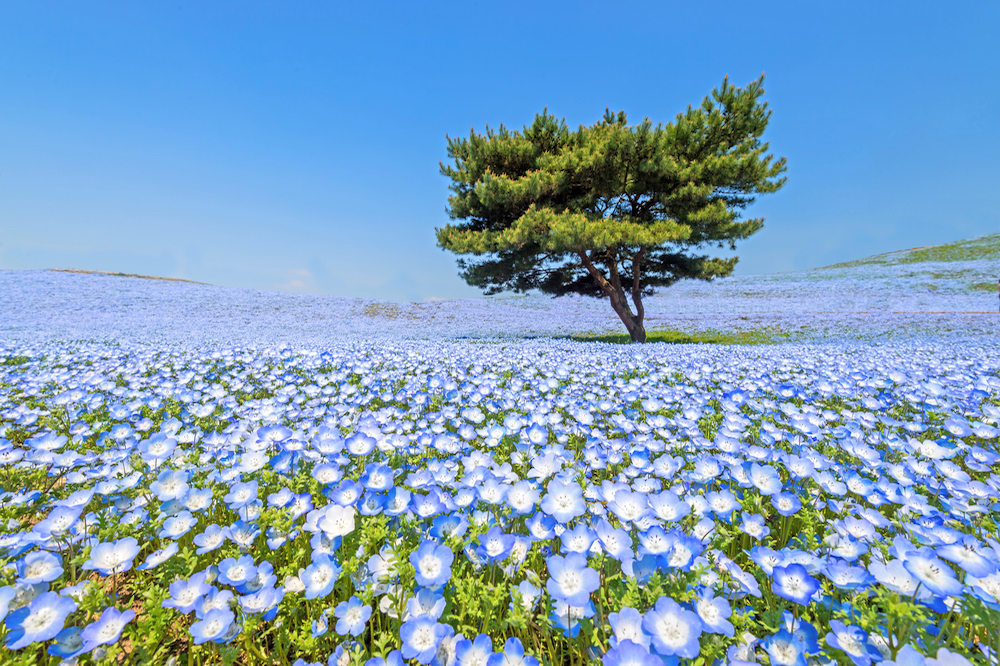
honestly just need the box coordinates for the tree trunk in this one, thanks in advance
[577,251,647,343]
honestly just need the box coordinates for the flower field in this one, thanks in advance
[1,236,999,666]
[2,334,999,666]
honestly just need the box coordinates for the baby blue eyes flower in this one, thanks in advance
[80,606,135,653]
[825,620,883,666]
[541,480,586,524]
[456,633,493,666]
[334,596,372,637]
[194,524,228,554]
[137,542,179,571]
[430,513,469,540]
[302,554,342,600]
[608,606,650,650]
[749,463,783,495]
[5,591,77,650]
[32,505,83,537]
[223,480,258,510]
[346,432,377,457]
[902,552,965,598]
[476,527,515,563]
[16,551,63,585]
[406,588,446,620]
[772,492,802,517]
[217,555,258,588]
[150,470,190,502]
[602,640,661,666]
[642,596,704,659]
[189,608,235,645]
[546,553,600,607]
[410,541,455,587]
[694,590,734,637]
[360,463,395,491]
[400,616,450,664]
[739,512,770,541]
[162,571,212,614]
[83,537,141,576]
[159,510,197,539]
[762,629,808,666]
[772,564,821,606]
[487,637,538,666]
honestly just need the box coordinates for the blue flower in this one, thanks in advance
[762,629,808,666]
[608,606,650,650]
[150,469,189,502]
[217,555,258,588]
[360,462,395,491]
[400,616,450,664]
[525,511,557,540]
[193,524,227,554]
[541,480,586,523]
[15,551,63,585]
[749,463,783,495]
[642,596,703,659]
[739,512,770,541]
[406,588,446,620]
[595,519,633,562]
[772,564,820,606]
[902,551,964,597]
[772,492,802,517]
[430,513,469,540]
[162,571,212,614]
[80,606,135,652]
[189,608,235,645]
[549,600,595,638]
[311,609,331,638]
[487,637,538,666]
[825,621,883,666]
[47,626,85,658]
[607,490,650,524]
[410,541,455,587]
[224,519,261,551]
[694,589,733,637]
[546,553,600,606]
[476,527,515,563]
[456,634,493,666]
[223,480,258,510]
[506,480,540,515]
[334,596,372,637]
[302,554,342,600]
[602,640,660,666]
[83,537,141,576]
[346,432,377,457]
[364,650,404,666]
[159,510,197,539]
[560,523,597,554]
[5,591,77,650]
[32,505,82,537]
[137,542,179,571]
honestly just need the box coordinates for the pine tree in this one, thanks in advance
[437,76,787,342]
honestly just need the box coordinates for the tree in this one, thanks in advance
[436,75,787,342]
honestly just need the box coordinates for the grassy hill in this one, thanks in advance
[822,232,1000,268]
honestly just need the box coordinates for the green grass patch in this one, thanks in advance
[824,233,1000,269]
[563,327,799,345]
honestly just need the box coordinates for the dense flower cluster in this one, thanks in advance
[1,264,997,347]
[1,336,998,666]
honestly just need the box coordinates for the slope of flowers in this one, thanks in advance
[0,267,997,347]
[2,338,999,666]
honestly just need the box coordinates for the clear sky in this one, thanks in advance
[1,2,997,302]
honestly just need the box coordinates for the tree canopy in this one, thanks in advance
[436,75,787,342]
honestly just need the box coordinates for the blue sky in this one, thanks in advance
[1,2,997,302]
